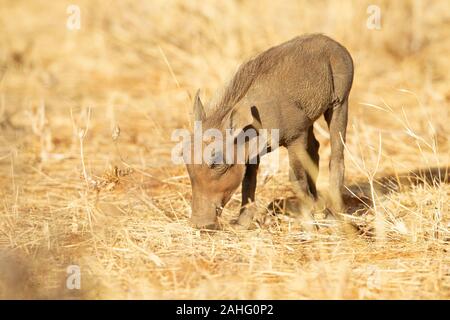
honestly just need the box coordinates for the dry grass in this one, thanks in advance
[0,0,449,299]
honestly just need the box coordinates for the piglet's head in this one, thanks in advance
[183,91,260,229]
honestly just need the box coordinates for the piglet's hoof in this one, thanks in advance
[230,220,250,231]
[230,213,256,230]
[191,218,221,231]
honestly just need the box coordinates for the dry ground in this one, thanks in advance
[0,0,449,299]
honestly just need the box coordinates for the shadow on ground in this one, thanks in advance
[265,166,449,233]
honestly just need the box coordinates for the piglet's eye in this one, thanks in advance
[206,149,223,167]
[207,156,222,168]
[206,155,230,174]
[210,163,229,174]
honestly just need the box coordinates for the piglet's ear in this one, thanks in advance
[193,89,206,122]
[226,105,261,138]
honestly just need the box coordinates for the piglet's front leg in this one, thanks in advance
[233,163,259,229]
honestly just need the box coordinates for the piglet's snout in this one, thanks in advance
[190,196,220,229]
